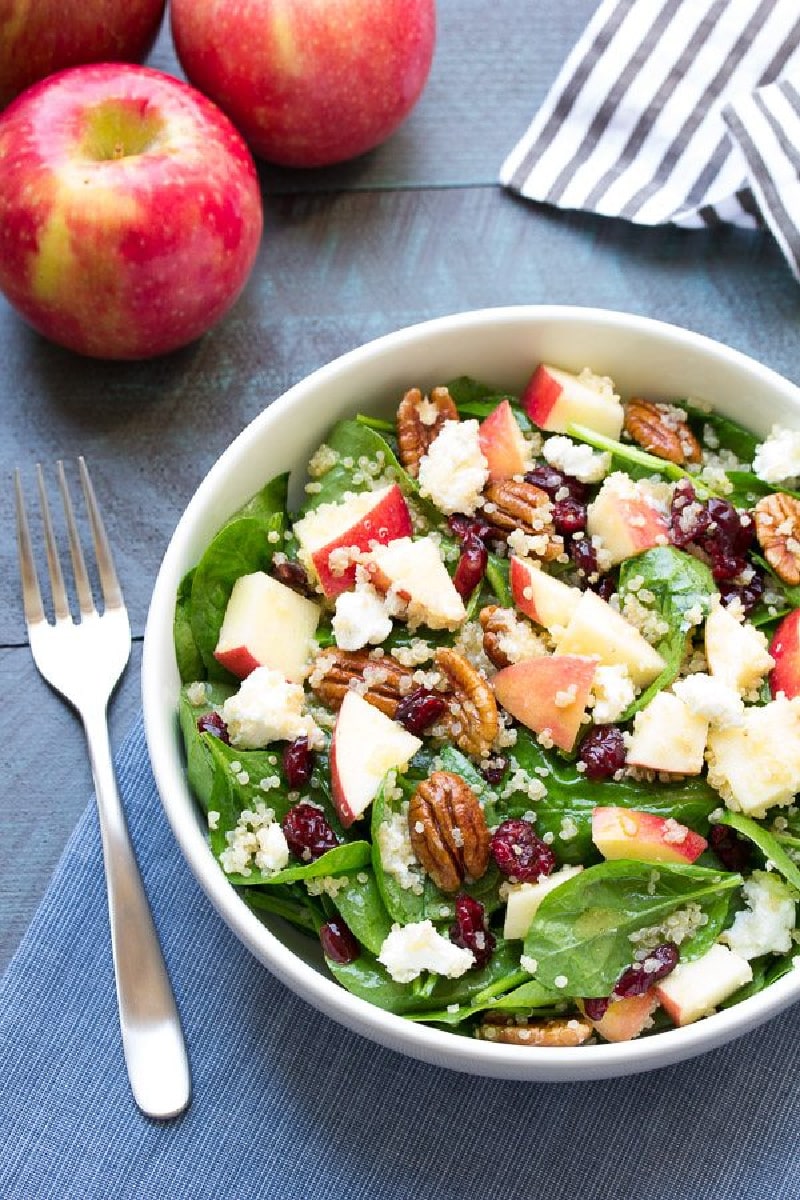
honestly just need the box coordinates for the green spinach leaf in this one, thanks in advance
[716,812,800,893]
[174,569,205,683]
[524,860,741,997]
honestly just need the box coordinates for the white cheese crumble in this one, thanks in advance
[542,435,611,483]
[221,667,323,750]
[671,673,745,728]
[377,920,475,983]
[591,665,636,724]
[332,586,393,651]
[417,420,489,515]
[721,871,797,960]
[753,425,800,484]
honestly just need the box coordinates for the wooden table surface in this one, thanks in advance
[2,1,799,973]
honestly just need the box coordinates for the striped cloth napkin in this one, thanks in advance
[501,0,800,278]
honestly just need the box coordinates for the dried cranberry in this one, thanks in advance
[669,480,710,549]
[395,688,447,736]
[582,996,610,1022]
[709,823,752,873]
[490,819,556,882]
[448,513,494,546]
[718,567,764,616]
[453,532,488,598]
[552,497,588,537]
[481,756,508,785]
[197,711,230,744]
[613,942,679,998]
[271,558,313,597]
[701,500,755,583]
[450,893,495,970]
[593,573,618,603]
[525,465,587,503]
[578,725,626,780]
[282,801,339,861]
[282,737,314,790]
[570,537,598,579]
[320,918,360,965]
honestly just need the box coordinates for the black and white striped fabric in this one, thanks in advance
[501,0,800,278]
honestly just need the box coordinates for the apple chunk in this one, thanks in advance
[503,866,583,939]
[330,691,422,827]
[522,364,624,439]
[554,589,665,688]
[592,807,707,865]
[214,571,320,682]
[586,473,671,567]
[582,991,660,1043]
[509,555,582,632]
[492,654,597,752]
[625,692,708,776]
[769,608,800,699]
[478,400,531,480]
[365,535,466,630]
[655,944,752,1026]
[293,483,412,598]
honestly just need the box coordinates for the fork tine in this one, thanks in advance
[57,460,95,618]
[36,463,71,622]
[78,457,124,611]
[14,469,46,626]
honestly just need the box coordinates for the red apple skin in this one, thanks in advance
[769,609,800,699]
[521,365,561,427]
[478,400,529,480]
[591,807,707,865]
[214,644,261,680]
[492,655,597,753]
[0,64,263,359]
[0,0,166,110]
[329,737,357,829]
[313,485,413,598]
[170,0,436,167]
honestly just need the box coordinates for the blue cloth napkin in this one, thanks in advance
[2,715,800,1200]
[501,0,800,279]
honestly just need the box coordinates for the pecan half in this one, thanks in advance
[309,649,416,717]
[623,398,701,465]
[479,604,544,669]
[754,492,800,586]
[434,647,498,757]
[475,1016,593,1047]
[396,386,459,477]
[482,479,563,561]
[407,770,490,893]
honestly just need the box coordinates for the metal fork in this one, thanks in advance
[14,458,190,1120]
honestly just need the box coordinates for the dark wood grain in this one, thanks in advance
[2,0,800,972]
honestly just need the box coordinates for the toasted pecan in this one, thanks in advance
[623,398,701,465]
[407,770,490,893]
[396,386,459,477]
[434,647,499,757]
[754,492,800,586]
[475,1016,593,1047]
[482,479,563,561]
[309,649,415,717]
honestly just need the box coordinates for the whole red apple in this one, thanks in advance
[0,64,263,359]
[170,0,436,167]
[0,0,167,110]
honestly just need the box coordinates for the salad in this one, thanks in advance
[175,361,800,1048]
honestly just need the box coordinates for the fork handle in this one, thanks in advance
[83,706,191,1119]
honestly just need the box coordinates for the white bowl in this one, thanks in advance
[143,305,800,1081]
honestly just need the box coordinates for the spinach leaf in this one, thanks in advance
[224,841,372,889]
[752,554,800,612]
[719,948,799,1009]
[189,473,288,678]
[331,868,394,956]
[682,403,758,465]
[445,376,512,407]
[326,937,520,1016]
[408,977,562,1026]
[567,423,722,497]
[486,554,511,607]
[245,885,324,936]
[178,682,237,811]
[618,546,717,716]
[174,569,205,683]
[508,727,719,863]
[717,812,800,893]
[524,861,741,997]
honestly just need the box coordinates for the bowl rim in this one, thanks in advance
[143,304,800,1080]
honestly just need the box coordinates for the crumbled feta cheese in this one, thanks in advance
[417,420,489,515]
[753,425,800,484]
[254,821,290,873]
[542,435,611,484]
[721,871,797,960]
[672,673,745,728]
[377,920,475,983]
[221,667,323,750]
[332,586,392,651]
[591,665,636,724]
